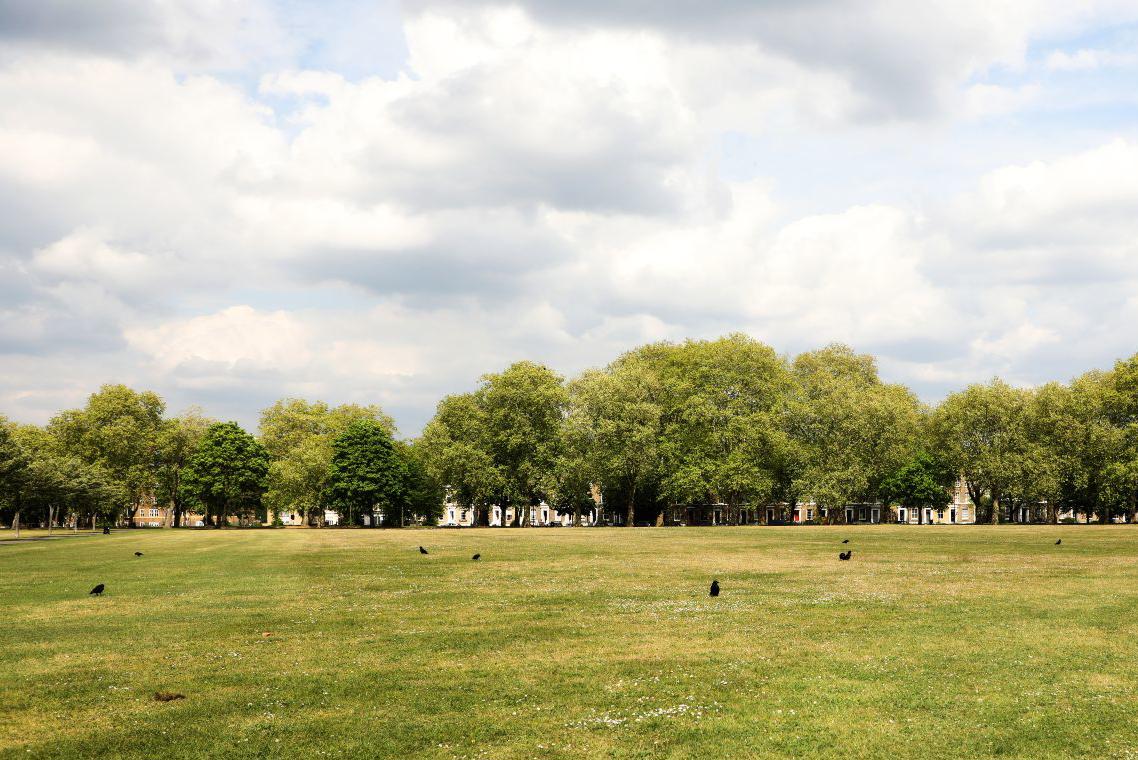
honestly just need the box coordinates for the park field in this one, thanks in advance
[2,526,1138,759]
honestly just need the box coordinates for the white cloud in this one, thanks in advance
[1045,48,1138,71]
[125,306,316,375]
[2,0,1138,433]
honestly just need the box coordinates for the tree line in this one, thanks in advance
[0,391,442,534]
[2,335,1137,531]
[418,335,1138,526]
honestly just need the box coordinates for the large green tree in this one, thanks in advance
[0,418,31,535]
[398,440,445,527]
[482,361,568,525]
[655,335,792,525]
[419,393,502,526]
[930,380,1036,524]
[420,362,567,527]
[568,355,663,526]
[788,345,922,522]
[1,420,121,536]
[157,407,214,527]
[1105,354,1138,522]
[327,419,408,526]
[180,422,269,527]
[48,384,165,526]
[1032,375,1118,523]
[260,399,394,526]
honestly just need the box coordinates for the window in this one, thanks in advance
[807,509,814,521]
[937,508,944,520]
[899,508,907,523]
[150,508,160,518]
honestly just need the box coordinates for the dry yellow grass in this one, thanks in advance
[2,525,1138,758]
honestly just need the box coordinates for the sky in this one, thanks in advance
[2,0,1138,436]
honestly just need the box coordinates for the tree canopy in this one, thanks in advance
[180,422,270,527]
[5,343,1138,531]
[327,419,407,526]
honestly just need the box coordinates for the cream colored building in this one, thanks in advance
[438,489,596,527]
[893,479,976,524]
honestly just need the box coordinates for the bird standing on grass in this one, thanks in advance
[134,552,143,557]
[709,580,720,597]
[419,546,429,555]
[839,551,851,561]
[472,553,481,561]
[842,539,849,544]
[1055,539,1062,545]
[89,584,105,596]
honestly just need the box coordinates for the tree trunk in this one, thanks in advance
[625,485,636,527]
[1128,491,1137,525]
[990,495,1000,525]
[12,510,20,539]
[48,504,55,536]
[655,505,665,527]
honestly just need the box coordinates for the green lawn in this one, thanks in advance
[3,526,1138,759]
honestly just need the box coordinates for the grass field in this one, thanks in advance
[3,526,1138,759]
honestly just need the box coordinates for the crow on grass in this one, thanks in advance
[709,580,720,597]
[89,584,105,596]
[1055,539,1062,545]
[419,546,429,555]
[134,551,143,557]
[472,553,481,561]
[839,551,851,561]
[842,539,850,544]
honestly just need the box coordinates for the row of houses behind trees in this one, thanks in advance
[3,335,1138,532]
[0,389,443,535]
[420,336,1138,527]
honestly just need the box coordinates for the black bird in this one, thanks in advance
[1055,539,1062,545]
[134,552,143,557]
[842,539,850,544]
[102,527,110,535]
[709,580,720,597]
[472,553,481,561]
[89,583,105,596]
[419,546,429,555]
[839,551,851,561]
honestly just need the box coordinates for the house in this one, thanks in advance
[438,485,599,527]
[486,501,581,526]
[893,479,977,524]
[127,494,209,527]
[271,509,340,527]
